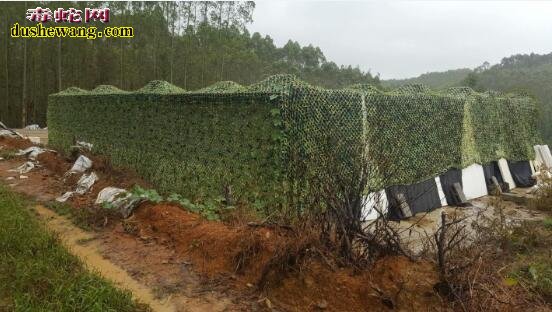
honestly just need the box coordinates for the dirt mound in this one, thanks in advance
[133,203,307,286]
[37,151,71,174]
[0,136,34,150]
[132,203,443,311]
[267,256,441,312]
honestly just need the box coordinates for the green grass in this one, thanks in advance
[0,149,18,160]
[506,219,552,302]
[45,201,92,231]
[543,217,552,230]
[0,185,150,311]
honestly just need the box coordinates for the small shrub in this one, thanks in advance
[543,218,552,230]
[511,257,552,302]
[167,193,223,221]
[529,172,552,212]
[130,185,163,203]
[0,149,18,160]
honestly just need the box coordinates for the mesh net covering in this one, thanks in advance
[48,74,539,213]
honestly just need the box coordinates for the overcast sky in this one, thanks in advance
[249,1,552,79]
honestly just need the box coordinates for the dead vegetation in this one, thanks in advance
[529,171,552,213]
[424,196,552,311]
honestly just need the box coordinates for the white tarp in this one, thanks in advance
[24,124,40,130]
[0,130,15,137]
[56,172,98,202]
[75,172,98,195]
[56,192,74,202]
[69,155,92,173]
[361,189,388,221]
[461,164,488,200]
[95,187,128,204]
[95,187,142,218]
[9,161,36,174]
[16,146,45,160]
[434,176,448,206]
[498,158,516,190]
[0,121,23,138]
[76,141,93,151]
[530,160,537,175]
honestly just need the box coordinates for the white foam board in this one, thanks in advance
[541,145,552,169]
[362,189,388,221]
[534,145,544,169]
[434,176,448,207]
[498,158,516,190]
[530,160,537,175]
[461,163,488,200]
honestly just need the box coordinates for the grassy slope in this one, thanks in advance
[0,186,149,312]
[506,218,552,302]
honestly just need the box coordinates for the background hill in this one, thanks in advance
[468,53,552,145]
[382,68,472,89]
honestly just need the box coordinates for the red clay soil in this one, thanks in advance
[132,202,444,311]
[133,202,294,285]
[268,257,442,311]
[37,151,72,174]
[0,136,34,150]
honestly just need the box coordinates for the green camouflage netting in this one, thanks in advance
[48,74,539,213]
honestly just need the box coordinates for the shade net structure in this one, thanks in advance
[48,75,539,216]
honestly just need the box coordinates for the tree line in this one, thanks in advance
[0,1,380,128]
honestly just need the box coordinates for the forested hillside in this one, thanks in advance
[382,68,471,89]
[0,1,379,127]
[467,53,552,145]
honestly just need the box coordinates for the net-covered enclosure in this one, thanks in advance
[47,74,539,213]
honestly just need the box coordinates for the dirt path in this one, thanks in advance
[33,204,177,312]
[32,204,239,312]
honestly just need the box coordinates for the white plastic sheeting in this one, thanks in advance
[361,189,388,221]
[461,164,488,200]
[56,172,98,202]
[69,155,92,173]
[16,146,46,160]
[95,187,142,218]
[434,176,448,207]
[95,187,128,204]
[56,192,74,202]
[75,172,98,195]
[0,121,23,138]
[76,141,93,151]
[0,130,15,137]
[498,158,516,190]
[9,161,36,174]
